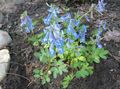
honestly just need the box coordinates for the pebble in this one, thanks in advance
[0,49,10,80]
[104,30,120,42]
[0,49,10,89]
[0,30,12,49]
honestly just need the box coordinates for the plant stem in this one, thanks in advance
[80,4,96,20]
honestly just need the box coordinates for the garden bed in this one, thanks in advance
[0,0,120,89]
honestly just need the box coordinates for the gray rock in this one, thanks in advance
[0,30,12,49]
[0,0,5,4]
[0,49,10,80]
[104,30,120,42]
[0,49,10,89]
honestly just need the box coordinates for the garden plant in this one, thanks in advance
[20,0,108,88]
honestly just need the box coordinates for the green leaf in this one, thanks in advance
[78,56,86,61]
[94,56,100,63]
[51,67,59,78]
[33,69,40,74]
[45,75,50,83]
[62,74,74,89]
[34,74,40,78]
[33,69,43,79]
[75,69,89,78]
[33,41,39,46]
[42,79,46,85]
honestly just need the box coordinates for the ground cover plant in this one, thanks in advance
[20,0,108,88]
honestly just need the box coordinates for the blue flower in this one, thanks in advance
[55,38,64,54]
[71,19,80,26]
[60,13,71,22]
[52,24,61,39]
[42,23,64,56]
[79,25,87,43]
[66,38,74,48]
[96,24,102,48]
[83,25,87,32]
[67,21,79,39]
[49,31,55,43]
[49,43,55,56]
[97,42,102,48]
[21,16,34,33]
[42,32,49,43]
[43,13,53,25]
[102,21,107,31]
[48,4,61,14]
[44,5,61,25]
[20,18,27,27]
[85,16,90,22]
[58,47,64,54]
[80,33,85,43]
[97,0,106,15]
[55,39,64,48]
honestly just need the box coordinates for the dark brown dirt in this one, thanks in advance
[0,0,120,89]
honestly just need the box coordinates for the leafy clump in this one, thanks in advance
[20,1,108,89]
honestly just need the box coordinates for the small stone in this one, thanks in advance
[104,30,120,42]
[0,30,12,49]
[0,49,10,81]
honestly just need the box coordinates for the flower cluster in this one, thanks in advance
[41,2,106,56]
[20,1,107,55]
[96,0,106,15]
[96,20,107,48]
[41,4,89,56]
[95,0,106,48]
[20,11,34,33]
[42,5,64,56]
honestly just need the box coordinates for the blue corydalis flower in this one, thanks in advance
[49,43,55,56]
[42,23,64,56]
[47,4,61,14]
[79,25,87,43]
[97,0,106,15]
[49,31,55,42]
[72,19,80,26]
[42,32,49,43]
[102,21,107,31]
[67,19,79,39]
[96,24,102,48]
[58,47,64,54]
[67,24,79,39]
[52,24,61,39]
[21,15,34,33]
[97,41,102,48]
[66,38,74,48]
[49,39,64,56]
[55,39,64,48]
[43,13,53,25]
[43,4,61,25]
[60,13,71,22]
[85,16,90,22]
